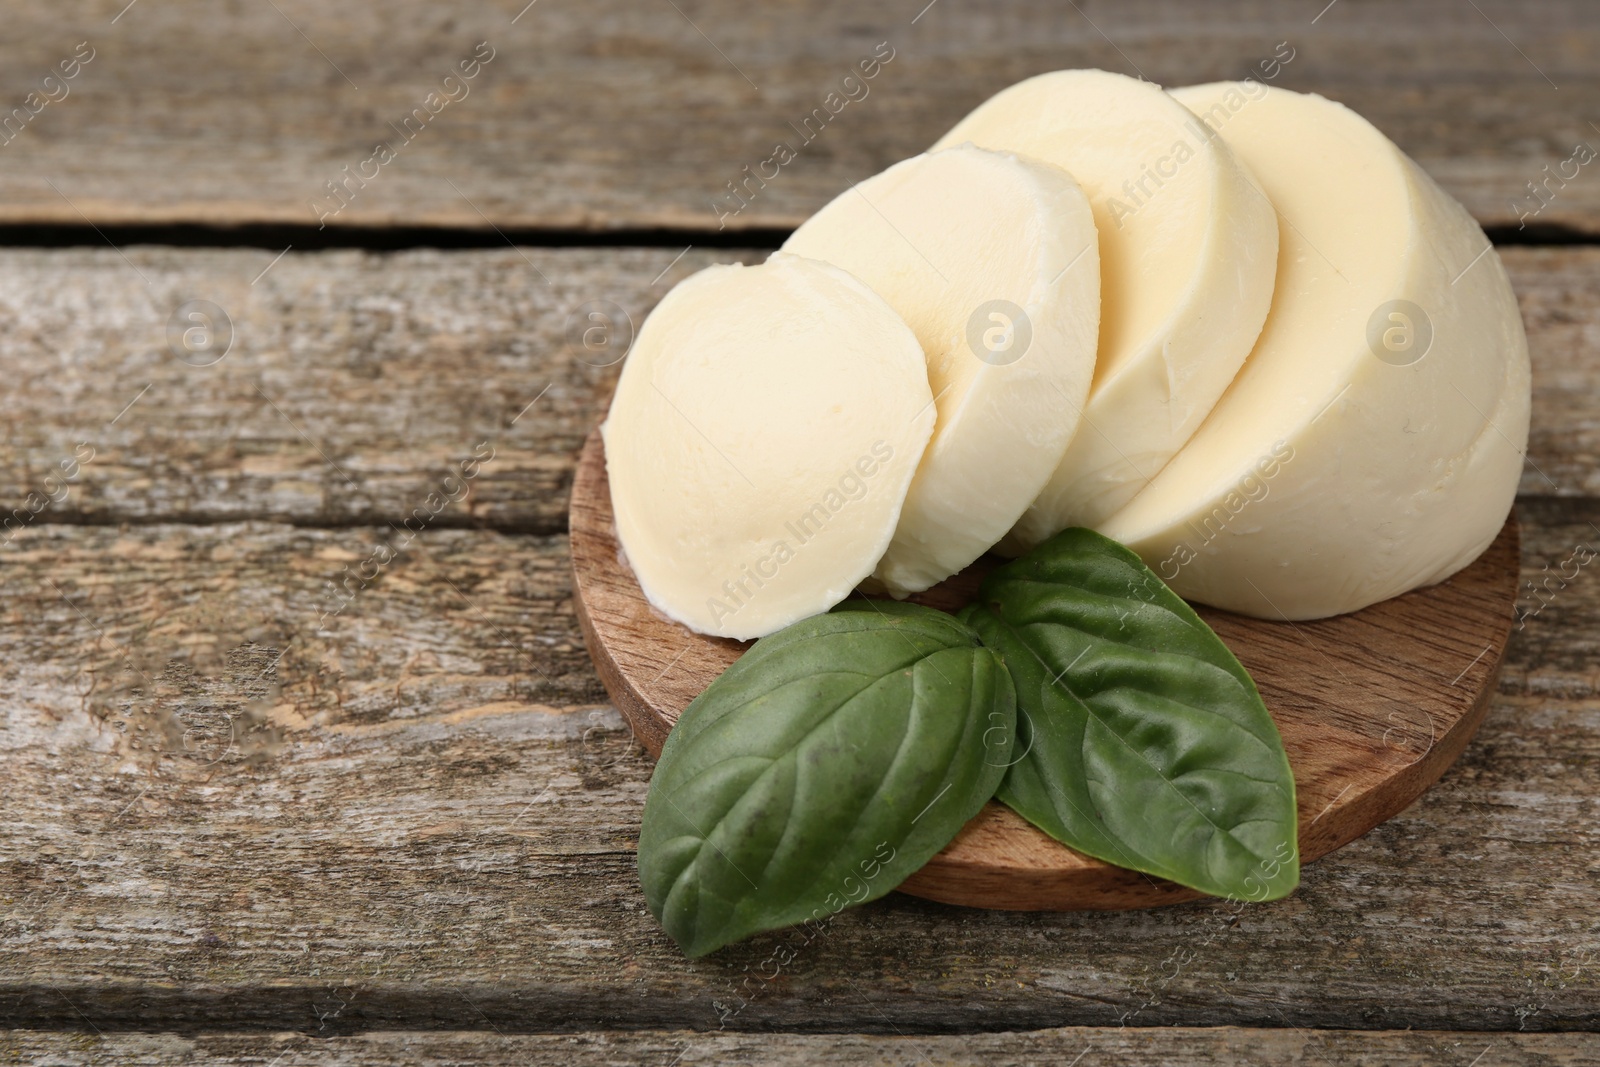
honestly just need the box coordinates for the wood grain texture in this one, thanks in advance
[1,515,1597,1034]
[570,428,1518,910]
[3,1027,1598,1066]
[0,0,1593,1043]
[0,246,759,531]
[0,1,1594,232]
[0,245,1593,527]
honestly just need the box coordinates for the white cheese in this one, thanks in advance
[1100,84,1530,619]
[783,145,1100,595]
[602,254,934,639]
[933,69,1279,543]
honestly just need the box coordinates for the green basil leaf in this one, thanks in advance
[960,528,1299,901]
[639,602,1015,957]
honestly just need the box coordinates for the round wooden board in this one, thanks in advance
[569,429,1518,911]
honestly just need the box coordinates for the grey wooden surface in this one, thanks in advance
[2,509,1600,1038]
[1,1,1597,1063]
[0,247,758,530]
[0,0,1594,232]
[4,1028,1600,1066]
[0,246,1594,529]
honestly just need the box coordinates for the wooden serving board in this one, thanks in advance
[569,429,1519,911]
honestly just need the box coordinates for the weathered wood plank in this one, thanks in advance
[1515,249,1600,501]
[0,246,759,532]
[0,245,1593,531]
[0,0,1595,232]
[1,512,1597,1034]
[2,1027,1597,1066]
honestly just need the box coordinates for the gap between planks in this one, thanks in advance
[0,222,1593,253]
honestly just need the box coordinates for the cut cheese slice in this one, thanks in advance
[783,145,1100,595]
[933,69,1278,544]
[1100,83,1530,619]
[602,253,934,639]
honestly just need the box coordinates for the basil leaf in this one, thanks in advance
[638,602,1015,957]
[960,528,1299,901]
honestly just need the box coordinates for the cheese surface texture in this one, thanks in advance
[933,69,1278,543]
[783,145,1100,595]
[1100,84,1530,619]
[602,254,934,639]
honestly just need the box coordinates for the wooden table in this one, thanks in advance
[1,2,1597,1063]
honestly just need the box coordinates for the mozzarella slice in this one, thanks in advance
[783,145,1100,595]
[1100,84,1530,619]
[933,69,1278,543]
[602,253,934,639]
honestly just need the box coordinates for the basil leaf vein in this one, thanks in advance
[638,602,1016,957]
[962,528,1299,901]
